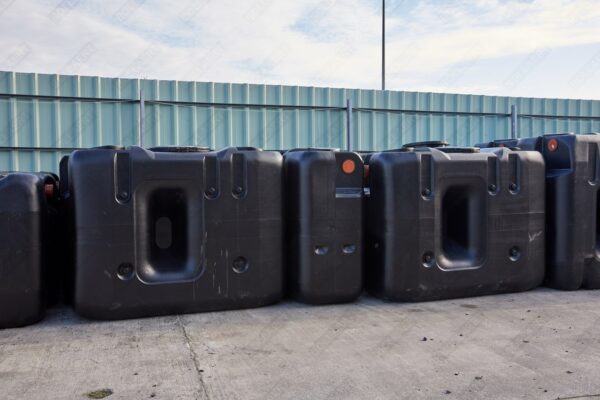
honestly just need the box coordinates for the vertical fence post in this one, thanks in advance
[381,0,385,91]
[139,87,145,147]
[346,98,353,151]
[510,104,517,139]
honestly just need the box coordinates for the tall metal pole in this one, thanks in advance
[382,0,385,91]
[346,98,353,151]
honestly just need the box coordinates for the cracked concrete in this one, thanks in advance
[2,288,600,399]
[177,316,210,400]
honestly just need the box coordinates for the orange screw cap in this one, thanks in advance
[342,159,356,174]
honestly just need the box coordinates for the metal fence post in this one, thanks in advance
[381,0,385,91]
[510,104,517,139]
[139,88,145,147]
[346,98,353,151]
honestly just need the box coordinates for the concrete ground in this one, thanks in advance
[1,289,600,400]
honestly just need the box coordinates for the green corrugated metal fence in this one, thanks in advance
[1,70,599,173]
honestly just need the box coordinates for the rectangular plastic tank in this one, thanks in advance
[365,145,545,301]
[0,172,59,328]
[64,146,284,320]
[478,133,600,289]
[284,149,364,304]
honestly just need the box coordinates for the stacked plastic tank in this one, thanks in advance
[0,132,598,327]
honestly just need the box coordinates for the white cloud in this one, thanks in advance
[0,0,598,99]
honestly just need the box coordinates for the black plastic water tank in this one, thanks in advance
[0,172,59,328]
[478,133,600,289]
[284,149,364,304]
[365,145,545,301]
[64,146,284,320]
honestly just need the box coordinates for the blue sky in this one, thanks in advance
[0,0,599,99]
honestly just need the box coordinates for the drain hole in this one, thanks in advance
[422,252,435,268]
[342,244,356,254]
[509,246,521,262]
[117,263,135,280]
[314,246,329,255]
[232,257,249,273]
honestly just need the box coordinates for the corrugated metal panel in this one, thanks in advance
[1,71,599,173]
